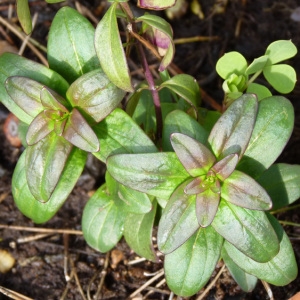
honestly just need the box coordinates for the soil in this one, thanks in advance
[0,0,300,299]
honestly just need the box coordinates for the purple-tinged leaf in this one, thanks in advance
[196,189,220,227]
[25,132,73,203]
[137,0,176,10]
[171,133,216,177]
[26,111,54,145]
[157,180,200,254]
[222,170,272,211]
[62,108,99,153]
[54,118,67,136]
[184,177,206,195]
[40,87,69,112]
[212,153,239,181]
[208,94,258,160]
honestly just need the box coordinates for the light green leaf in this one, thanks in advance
[82,184,125,253]
[265,40,297,65]
[164,226,223,297]
[170,133,216,177]
[257,163,300,210]
[12,147,87,223]
[159,74,201,109]
[238,96,294,178]
[212,200,279,263]
[223,214,298,286]
[66,69,125,122]
[95,2,133,92]
[93,108,157,162]
[246,83,272,101]
[16,0,32,34]
[222,246,258,292]
[263,64,297,94]
[163,110,208,151]
[222,170,272,210]
[124,200,158,261]
[245,55,268,75]
[25,132,73,202]
[46,0,65,3]
[48,7,100,83]
[208,94,258,160]
[0,53,69,122]
[157,180,199,254]
[216,52,247,79]
[107,152,190,200]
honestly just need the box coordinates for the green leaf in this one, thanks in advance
[222,246,258,292]
[263,64,297,94]
[12,147,87,223]
[212,200,279,263]
[107,152,190,200]
[137,0,176,9]
[93,108,157,162]
[208,94,258,160]
[124,200,158,261]
[16,0,32,34]
[221,170,272,210]
[0,53,69,122]
[223,214,298,286]
[245,55,268,75]
[62,108,100,153]
[157,180,199,254]
[246,83,272,101]
[95,2,133,92]
[170,133,216,177]
[265,40,297,65]
[48,7,100,83]
[257,163,300,210]
[25,132,73,202]
[216,52,247,79]
[164,226,223,297]
[159,74,200,109]
[46,0,65,3]
[82,184,125,253]
[137,14,174,71]
[163,109,208,151]
[5,76,45,124]
[66,69,125,122]
[238,96,294,178]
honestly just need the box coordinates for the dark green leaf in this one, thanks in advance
[16,0,32,34]
[212,200,279,263]
[222,246,258,292]
[208,94,258,160]
[157,180,200,254]
[223,214,297,286]
[238,96,294,178]
[124,200,158,261]
[62,108,99,153]
[221,170,272,210]
[66,69,125,122]
[93,108,157,162]
[164,226,223,297]
[48,7,100,83]
[163,109,208,151]
[82,184,125,253]
[170,133,216,177]
[257,163,300,210]
[12,147,87,223]
[107,152,190,200]
[25,132,73,202]
[95,2,133,92]
[0,53,69,122]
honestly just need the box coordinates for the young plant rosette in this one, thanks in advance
[107,94,298,296]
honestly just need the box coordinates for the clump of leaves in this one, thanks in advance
[1,1,299,298]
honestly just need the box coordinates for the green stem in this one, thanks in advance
[120,2,163,141]
[247,70,263,86]
[279,220,300,227]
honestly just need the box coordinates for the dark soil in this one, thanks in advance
[1,0,300,299]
